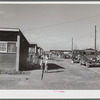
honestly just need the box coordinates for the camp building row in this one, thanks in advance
[0,28,43,71]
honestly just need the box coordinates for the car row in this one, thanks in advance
[79,54,100,68]
[71,49,100,68]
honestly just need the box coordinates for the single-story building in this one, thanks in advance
[84,48,96,55]
[29,44,37,55]
[28,44,43,69]
[40,48,43,55]
[0,28,29,71]
[37,47,43,56]
[28,44,38,64]
[72,49,85,55]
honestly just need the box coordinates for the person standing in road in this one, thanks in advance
[44,54,48,73]
[49,52,52,60]
[41,54,49,80]
[42,54,48,73]
[39,55,43,69]
[41,54,45,80]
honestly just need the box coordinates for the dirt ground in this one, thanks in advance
[1,54,100,89]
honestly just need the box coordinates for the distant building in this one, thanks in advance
[0,28,29,71]
[84,48,97,55]
[29,44,37,55]
[37,47,43,56]
[50,50,71,56]
[72,49,84,55]
[28,44,38,65]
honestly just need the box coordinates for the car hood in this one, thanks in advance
[85,55,97,61]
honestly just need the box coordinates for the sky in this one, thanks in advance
[0,4,100,51]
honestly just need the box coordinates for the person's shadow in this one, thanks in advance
[47,63,65,73]
[47,63,65,70]
[24,63,65,72]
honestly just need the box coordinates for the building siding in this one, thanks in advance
[0,29,29,71]
[19,31,29,71]
[0,53,16,70]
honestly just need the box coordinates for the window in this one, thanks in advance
[0,41,16,53]
[7,43,16,53]
[0,42,7,52]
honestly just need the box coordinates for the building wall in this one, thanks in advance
[0,53,16,70]
[0,31,17,71]
[0,30,30,71]
[19,32,29,71]
[0,31,17,41]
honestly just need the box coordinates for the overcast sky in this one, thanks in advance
[0,4,100,51]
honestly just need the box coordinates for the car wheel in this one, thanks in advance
[86,62,90,68]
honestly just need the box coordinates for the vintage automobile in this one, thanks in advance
[71,54,81,63]
[71,50,85,63]
[80,55,100,68]
[64,54,70,59]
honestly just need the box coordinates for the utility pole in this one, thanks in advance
[72,37,73,56]
[95,25,97,58]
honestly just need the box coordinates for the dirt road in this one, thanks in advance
[1,55,100,89]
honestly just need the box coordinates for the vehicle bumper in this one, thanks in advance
[89,62,100,66]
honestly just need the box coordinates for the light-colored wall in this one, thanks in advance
[0,53,16,70]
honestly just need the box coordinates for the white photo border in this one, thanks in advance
[0,1,100,99]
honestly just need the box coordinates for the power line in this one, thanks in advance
[22,14,100,32]
[63,30,95,50]
[74,31,94,41]
[65,31,94,44]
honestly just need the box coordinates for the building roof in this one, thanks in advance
[84,48,96,52]
[37,47,40,49]
[0,28,20,32]
[0,27,29,44]
[73,49,84,51]
[29,44,37,47]
[84,48,95,50]
[50,50,72,52]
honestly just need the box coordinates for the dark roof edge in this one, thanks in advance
[0,27,20,32]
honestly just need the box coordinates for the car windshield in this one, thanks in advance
[85,55,96,60]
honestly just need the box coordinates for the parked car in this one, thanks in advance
[80,54,100,67]
[71,50,84,63]
[71,54,81,63]
[64,54,70,59]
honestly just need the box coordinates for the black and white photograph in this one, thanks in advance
[1,2,100,97]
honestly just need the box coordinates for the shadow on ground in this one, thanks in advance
[47,63,65,70]
[22,63,65,71]
[89,65,100,68]
[51,58,64,62]
[48,70,64,73]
